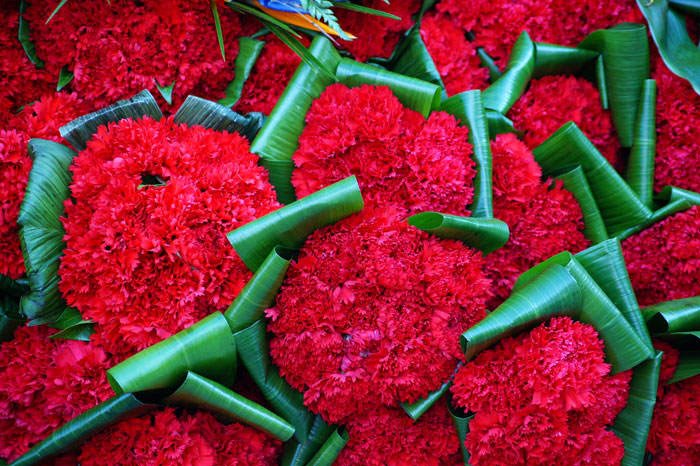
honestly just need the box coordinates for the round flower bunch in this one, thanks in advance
[451,317,631,466]
[58,116,280,356]
[77,407,281,465]
[0,326,113,462]
[336,404,462,466]
[485,134,589,305]
[267,208,491,423]
[292,83,476,216]
[509,75,620,166]
[420,13,491,95]
[622,205,700,306]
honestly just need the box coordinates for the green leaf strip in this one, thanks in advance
[481,32,535,114]
[669,0,700,16]
[281,415,335,466]
[642,296,700,334]
[532,42,598,78]
[107,312,237,395]
[669,351,700,384]
[56,66,74,92]
[173,95,265,141]
[401,379,452,421]
[305,428,349,466]
[219,37,266,108]
[18,0,45,67]
[408,212,508,254]
[210,0,226,60]
[441,90,494,218]
[595,55,610,109]
[60,90,162,151]
[228,176,363,272]
[165,371,295,441]
[17,139,75,324]
[612,353,662,466]
[477,47,502,82]
[389,27,446,97]
[155,80,175,106]
[555,166,609,244]
[10,393,150,466]
[533,122,652,236]
[626,79,657,208]
[447,394,474,466]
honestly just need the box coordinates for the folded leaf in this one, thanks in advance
[305,428,349,466]
[389,27,446,97]
[173,96,265,141]
[616,186,700,239]
[401,379,451,421]
[155,80,175,105]
[642,297,700,334]
[228,176,363,271]
[485,109,520,137]
[219,37,266,108]
[107,312,237,394]
[408,212,508,254]
[669,351,700,384]
[626,79,657,208]
[482,32,535,114]
[18,0,44,67]
[555,166,609,244]
[532,42,598,77]
[56,66,73,92]
[447,395,474,466]
[281,415,335,466]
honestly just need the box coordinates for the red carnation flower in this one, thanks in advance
[336,404,462,466]
[336,0,421,61]
[420,13,490,95]
[653,55,700,193]
[486,134,589,305]
[78,408,281,466]
[9,92,90,142]
[267,208,491,423]
[452,317,631,466]
[622,206,700,306]
[234,36,304,115]
[26,0,243,110]
[58,116,280,356]
[0,326,113,462]
[292,84,476,217]
[435,0,642,67]
[509,75,620,166]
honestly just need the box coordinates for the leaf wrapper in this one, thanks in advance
[401,379,451,420]
[389,27,446,97]
[281,415,335,466]
[408,212,508,254]
[173,95,265,141]
[669,351,700,384]
[305,428,349,466]
[482,32,535,114]
[107,312,237,394]
[18,0,44,67]
[165,371,294,440]
[532,43,598,77]
[555,167,608,243]
[219,37,266,108]
[447,395,474,466]
[642,296,700,334]
[227,176,363,271]
[60,90,162,151]
[626,79,657,208]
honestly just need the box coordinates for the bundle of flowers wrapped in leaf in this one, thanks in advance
[1,0,700,464]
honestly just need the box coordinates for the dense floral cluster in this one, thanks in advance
[435,0,642,66]
[336,404,462,466]
[485,134,589,305]
[58,116,280,356]
[25,0,243,110]
[267,208,491,423]
[451,317,631,466]
[420,13,491,95]
[647,342,700,466]
[78,408,281,465]
[337,0,421,61]
[292,84,475,216]
[0,326,113,462]
[622,206,700,306]
[509,75,620,166]
[653,56,700,193]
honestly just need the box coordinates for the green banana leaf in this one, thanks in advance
[219,37,266,108]
[165,371,294,440]
[17,140,75,325]
[173,95,265,141]
[155,80,175,105]
[57,66,73,92]
[107,312,237,394]
[49,307,93,342]
[281,415,335,466]
[10,393,151,466]
[485,110,519,137]
[579,23,650,147]
[388,27,446,97]
[408,212,508,254]
[250,36,341,203]
[227,176,363,271]
[477,47,502,81]
[336,59,441,116]
[669,351,700,384]
[482,32,535,114]
[305,428,349,466]
[612,353,662,466]
[532,43,598,78]
[447,395,474,466]
[669,0,700,15]
[626,79,657,208]
[658,186,700,206]
[533,122,652,236]
[60,90,162,151]
[225,247,291,331]
[18,0,44,67]
[656,331,700,349]
[401,379,451,420]
[440,90,494,218]
[642,296,700,334]
[234,320,314,441]
[555,166,609,244]
[594,56,610,109]
[637,0,700,94]
[0,276,26,341]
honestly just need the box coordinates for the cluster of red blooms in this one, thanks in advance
[451,317,631,465]
[292,84,476,215]
[58,116,280,356]
[647,341,700,466]
[267,207,491,423]
[77,408,281,465]
[0,93,88,279]
[485,134,589,305]
[622,206,700,306]
[420,13,491,95]
[435,0,642,66]
[652,55,700,193]
[336,404,462,465]
[0,326,113,462]
[509,75,620,166]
